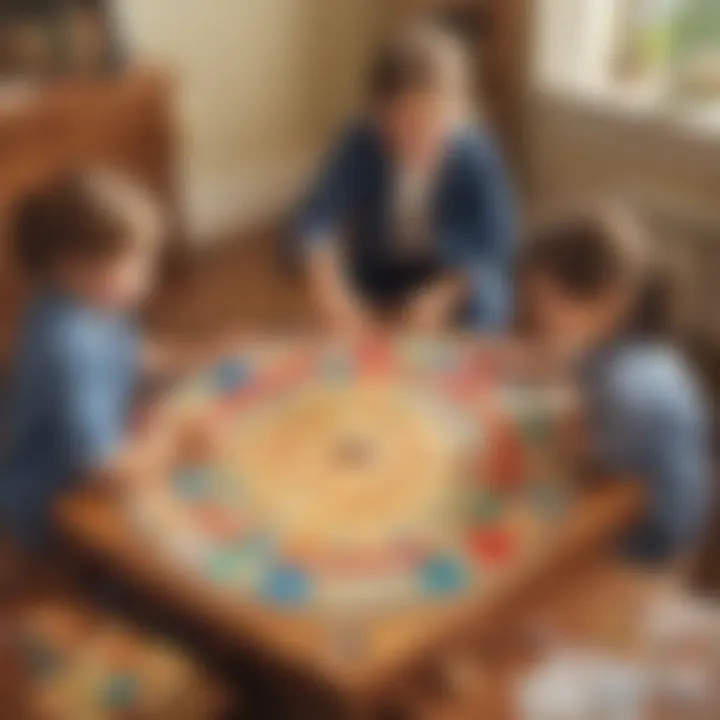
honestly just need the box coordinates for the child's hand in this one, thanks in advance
[325,301,377,339]
[406,291,445,334]
[405,278,462,334]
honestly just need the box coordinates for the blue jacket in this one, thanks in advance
[582,340,711,564]
[0,292,138,548]
[296,121,516,329]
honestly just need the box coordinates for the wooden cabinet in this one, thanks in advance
[0,68,177,363]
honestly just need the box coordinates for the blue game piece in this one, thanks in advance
[420,555,468,597]
[212,360,248,392]
[103,674,139,710]
[172,469,209,500]
[261,565,311,606]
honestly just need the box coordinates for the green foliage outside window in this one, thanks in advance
[617,0,720,101]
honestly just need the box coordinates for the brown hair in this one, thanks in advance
[523,207,677,338]
[13,171,162,277]
[368,23,467,104]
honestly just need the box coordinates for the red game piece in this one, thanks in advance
[484,416,525,491]
[192,505,243,543]
[263,352,315,394]
[177,415,226,465]
[443,365,484,405]
[356,334,394,378]
[467,527,515,566]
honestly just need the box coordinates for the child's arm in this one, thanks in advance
[306,245,374,336]
[403,273,469,334]
[55,330,134,488]
[594,364,710,564]
[297,126,377,336]
[428,133,516,332]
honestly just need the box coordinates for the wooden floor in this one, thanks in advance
[148,230,313,338]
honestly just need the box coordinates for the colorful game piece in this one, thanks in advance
[469,488,505,524]
[519,406,552,444]
[172,468,210,500]
[467,527,516,566]
[191,503,244,543]
[356,335,394,377]
[206,540,269,589]
[484,417,525,491]
[420,555,469,597]
[211,360,248,393]
[262,565,312,606]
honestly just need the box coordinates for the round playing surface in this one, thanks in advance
[128,337,571,612]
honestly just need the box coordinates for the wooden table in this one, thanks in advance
[56,479,644,718]
[0,589,229,720]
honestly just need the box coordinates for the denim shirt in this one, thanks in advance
[296,121,516,329]
[0,292,139,548]
[581,339,711,564]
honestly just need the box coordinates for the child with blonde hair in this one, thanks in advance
[296,22,516,335]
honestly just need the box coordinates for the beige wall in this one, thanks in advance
[118,0,385,239]
[528,93,720,342]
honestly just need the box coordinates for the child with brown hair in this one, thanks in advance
[0,171,233,552]
[296,22,516,335]
[522,205,711,566]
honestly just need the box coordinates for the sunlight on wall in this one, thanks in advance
[118,0,385,238]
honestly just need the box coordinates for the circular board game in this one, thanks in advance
[127,337,573,613]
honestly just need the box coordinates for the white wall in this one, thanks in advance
[532,0,623,93]
[117,0,384,240]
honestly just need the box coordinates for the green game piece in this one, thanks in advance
[520,409,551,444]
[208,549,245,585]
[207,538,270,589]
[470,489,503,524]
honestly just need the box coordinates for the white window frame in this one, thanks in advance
[532,0,720,139]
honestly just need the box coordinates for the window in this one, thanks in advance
[615,0,720,106]
[535,0,720,124]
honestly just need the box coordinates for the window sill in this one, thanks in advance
[534,80,720,147]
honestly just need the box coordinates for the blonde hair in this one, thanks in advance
[369,21,471,121]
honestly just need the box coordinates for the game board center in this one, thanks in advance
[333,433,380,472]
